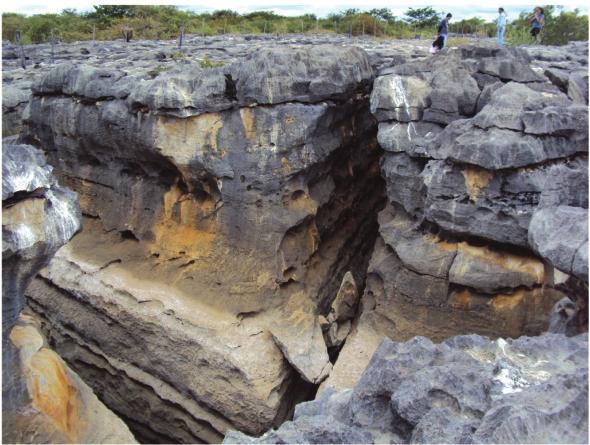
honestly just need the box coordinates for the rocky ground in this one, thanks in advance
[227,332,588,444]
[2,34,588,443]
[324,42,589,394]
[2,34,430,138]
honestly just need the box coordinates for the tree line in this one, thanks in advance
[2,5,587,46]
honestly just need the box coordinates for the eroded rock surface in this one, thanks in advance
[5,36,588,442]
[226,332,588,444]
[325,43,588,392]
[6,314,137,444]
[2,35,430,138]
[20,44,384,442]
[2,143,135,444]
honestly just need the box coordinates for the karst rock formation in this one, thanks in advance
[2,34,588,444]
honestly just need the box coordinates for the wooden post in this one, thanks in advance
[333,21,336,34]
[362,22,365,36]
[15,30,25,69]
[349,22,352,38]
[92,24,96,45]
[223,18,227,34]
[373,19,377,37]
[301,20,304,33]
[50,29,55,64]
[122,26,132,42]
[316,18,319,34]
[263,21,267,34]
[178,24,184,49]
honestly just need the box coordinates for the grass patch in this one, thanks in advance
[198,54,224,68]
[446,37,473,46]
[147,64,171,78]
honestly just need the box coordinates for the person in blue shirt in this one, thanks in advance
[437,13,452,48]
[497,7,507,46]
[529,7,545,43]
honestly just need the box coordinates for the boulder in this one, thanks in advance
[528,205,588,281]
[226,333,588,444]
[548,297,579,337]
[568,70,589,104]
[370,75,431,122]
[235,45,373,105]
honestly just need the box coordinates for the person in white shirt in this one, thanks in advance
[497,7,507,46]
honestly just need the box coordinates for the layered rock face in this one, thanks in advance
[226,332,588,444]
[9,37,588,443]
[21,45,384,442]
[325,44,588,392]
[2,35,429,138]
[2,143,136,443]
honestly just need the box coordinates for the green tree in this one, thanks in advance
[91,5,135,18]
[343,9,361,17]
[1,13,27,42]
[450,17,486,34]
[404,6,441,28]
[369,8,395,25]
[243,11,279,21]
[541,8,588,44]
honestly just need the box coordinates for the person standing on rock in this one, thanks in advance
[437,13,452,48]
[529,7,544,43]
[496,7,507,46]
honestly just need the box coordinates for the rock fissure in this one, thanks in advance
[3,36,587,444]
[14,41,388,442]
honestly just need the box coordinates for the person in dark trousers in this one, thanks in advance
[529,7,544,43]
[431,34,445,53]
[437,13,452,48]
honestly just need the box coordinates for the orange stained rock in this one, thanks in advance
[457,242,544,283]
[281,157,292,175]
[462,166,493,202]
[490,289,526,310]
[29,348,81,442]
[240,108,257,144]
[151,215,216,258]
[431,235,459,252]
[283,191,318,214]
[154,113,225,162]
[152,184,218,258]
[10,324,82,443]
[281,291,316,327]
[283,115,296,126]
[448,289,472,310]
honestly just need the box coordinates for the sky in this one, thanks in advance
[2,0,588,21]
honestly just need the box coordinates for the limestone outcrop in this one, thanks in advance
[4,35,587,442]
[2,35,429,138]
[2,143,136,444]
[20,45,383,442]
[226,332,588,444]
[325,44,588,392]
